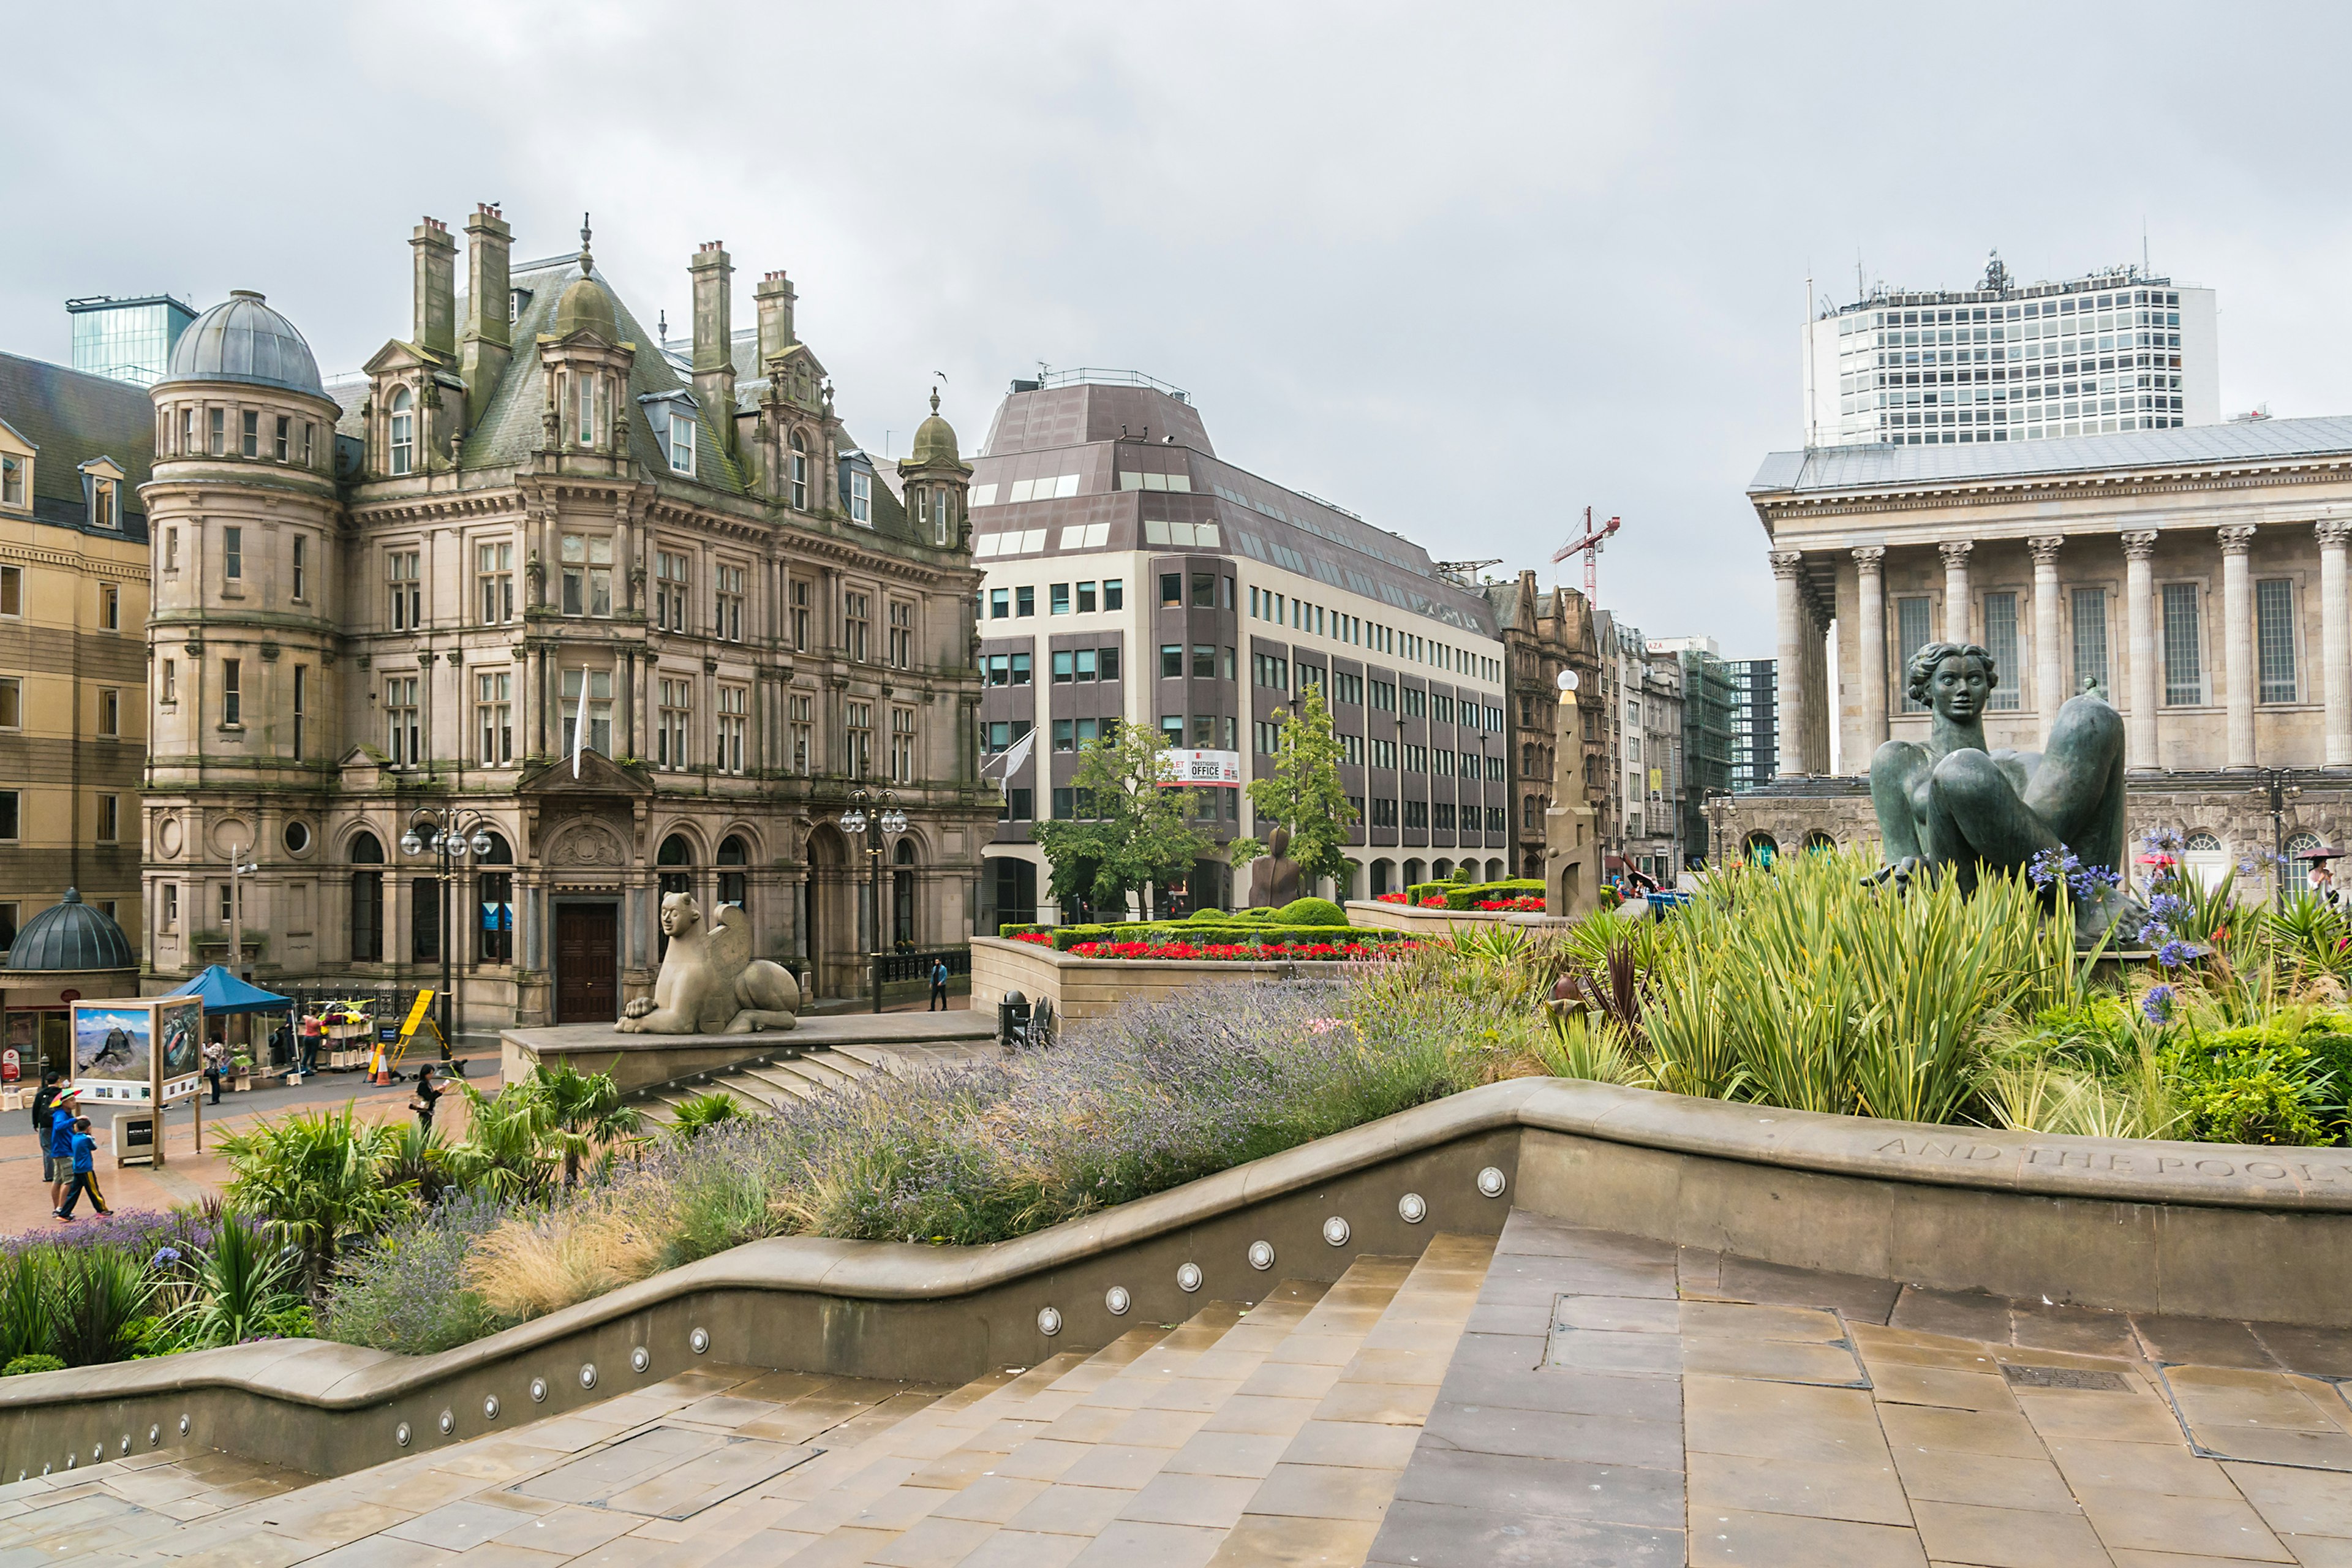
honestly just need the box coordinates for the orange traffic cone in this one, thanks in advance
[369,1045,391,1085]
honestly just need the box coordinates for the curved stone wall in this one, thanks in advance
[9,1077,2350,1479]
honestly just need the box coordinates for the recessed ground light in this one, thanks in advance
[530,1378,548,1403]
[1037,1307,1063,1336]
[1322,1217,1351,1246]
[1477,1166,1507,1198]
[1247,1240,1275,1270]
[1105,1286,1131,1316]
[579,1363,598,1389]
[1176,1263,1202,1292]
[484,1396,501,1420]
[690,1328,710,1354]
[394,1423,412,1448]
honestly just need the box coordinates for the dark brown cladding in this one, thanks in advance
[980,383,1215,458]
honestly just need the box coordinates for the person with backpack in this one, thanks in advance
[929,957,950,1011]
[31,1071,62,1200]
[56,1114,109,1219]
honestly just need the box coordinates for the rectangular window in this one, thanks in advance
[1050,584,1070,616]
[888,600,913,668]
[1896,595,1932,710]
[1981,591,2020,710]
[222,525,243,582]
[241,409,260,458]
[1403,800,1428,830]
[560,668,614,756]
[477,670,512,764]
[790,578,812,649]
[890,706,916,783]
[222,658,242,726]
[273,414,290,461]
[2162,582,2204,705]
[99,582,119,630]
[160,660,176,705]
[1161,644,1183,679]
[2257,578,2297,704]
[850,469,871,524]
[789,692,813,775]
[97,794,118,842]
[1371,797,1398,829]
[1161,573,1183,608]
[303,421,315,466]
[1103,578,1124,611]
[477,541,513,624]
[1011,652,1031,686]
[385,675,419,764]
[1191,571,1215,608]
[989,588,1009,619]
[1161,714,1184,746]
[292,533,307,600]
[790,448,809,510]
[1099,647,1120,681]
[1192,643,1215,679]
[846,701,872,778]
[292,663,306,758]
[388,549,421,629]
[669,412,696,475]
[845,592,870,661]
[1076,581,1098,614]
[1016,585,1035,618]
[718,685,747,775]
[413,875,441,963]
[560,534,613,617]
[657,677,692,770]
[655,550,692,633]
[1052,650,1074,684]
[163,527,179,573]
[2070,587,2109,698]
[1000,788,1033,822]
[162,884,177,931]
[0,791,15,841]
[97,686,119,736]
[208,407,225,456]
[1,455,20,507]
[0,676,17,728]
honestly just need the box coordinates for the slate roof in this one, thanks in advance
[0,352,155,541]
[1751,415,2352,496]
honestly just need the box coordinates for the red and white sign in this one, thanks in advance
[1,1050,17,1084]
[1157,749,1242,788]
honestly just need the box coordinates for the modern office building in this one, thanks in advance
[0,350,154,1051]
[1802,256,2217,449]
[1649,637,1732,865]
[67,296,198,387]
[141,208,993,1026]
[1728,657,1777,791]
[969,372,1509,925]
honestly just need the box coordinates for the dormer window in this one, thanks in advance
[80,459,123,529]
[790,429,809,510]
[389,386,414,475]
[669,412,695,476]
[850,470,871,525]
[0,456,20,509]
[571,374,601,447]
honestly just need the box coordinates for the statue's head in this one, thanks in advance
[1268,824,1290,858]
[658,892,702,938]
[1905,641,1997,720]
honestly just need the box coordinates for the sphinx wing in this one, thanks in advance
[709,901,754,979]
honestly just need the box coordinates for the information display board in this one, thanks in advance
[70,996,204,1106]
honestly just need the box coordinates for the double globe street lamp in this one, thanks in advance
[837,786,908,1014]
[400,809,497,1063]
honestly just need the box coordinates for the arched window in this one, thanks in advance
[1804,831,1838,854]
[789,430,809,510]
[1403,859,1425,888]
[2285,832,2324,890]
[1486,858,1504,881]
[2182,832,2229,893]
[388,388,413,476]
[477,831,514,965]
[1743,831,1779,867]
[892,839,916,948]
[657,833,695,897]
[1370,859,1395,897]
[718,834,749,911]
[350,831,385,962]
[1433,859,1453,880]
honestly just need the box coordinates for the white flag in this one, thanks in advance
[570,671,588,778]
[982,727,1035,791]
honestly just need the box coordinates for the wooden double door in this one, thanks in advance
[554,902,619,1024]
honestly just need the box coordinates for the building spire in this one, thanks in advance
[579,213,594,274]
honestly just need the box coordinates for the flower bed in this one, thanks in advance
[1474,896,1545,912]
[1066,938,1410,961]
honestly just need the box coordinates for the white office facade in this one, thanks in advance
[1803,262,2218,450]
[969,374,1509,927]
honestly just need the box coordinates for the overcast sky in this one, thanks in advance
[9,2,2352,655]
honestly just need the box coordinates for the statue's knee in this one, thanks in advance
[1931,750,2003,810]
[2056,693,2124,754]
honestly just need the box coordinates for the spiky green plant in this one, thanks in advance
[217,1106,414,1294]
[51,1250,151,1366]
[167,1211,303,1349]
[517,1062,641,1189]
[668,1092,744,1144]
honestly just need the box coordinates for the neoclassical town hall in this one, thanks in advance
[141,208,992,1026]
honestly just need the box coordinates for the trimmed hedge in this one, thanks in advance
[1042,921,1415,952]
[1404,878,1545,911]
[1276,896,1348,927]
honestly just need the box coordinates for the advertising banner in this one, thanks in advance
[1156,748,1242,788]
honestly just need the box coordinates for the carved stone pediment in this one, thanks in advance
[518,750,653,799]
[549,820,626,867]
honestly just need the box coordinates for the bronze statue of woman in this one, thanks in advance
[1869,641,2132,942]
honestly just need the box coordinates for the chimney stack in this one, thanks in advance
[459,203,512,427]
[754,270,797,366]
[410,217,456,358]
[690,242,737,455]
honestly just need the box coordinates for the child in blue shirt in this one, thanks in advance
[56,1115,108,1219]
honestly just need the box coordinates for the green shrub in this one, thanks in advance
[1276,897,1348,927]
[1187,907,1230,922]
[997,922,1051,939]
[51,1250,152,1366]
[669,1092,744,1143]
[1450,865,1476,884]
[1240,907,1279,921]
[1,1355,62,1378]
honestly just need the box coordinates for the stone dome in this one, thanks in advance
[908,389,960,466]
[160,291,325,398]
[554,270,619,341]
[4,889,134,973]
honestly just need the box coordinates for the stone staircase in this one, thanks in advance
[632,1036,1003,1129]
[0,1443,308,1559]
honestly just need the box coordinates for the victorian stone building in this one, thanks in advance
[1484,571,1602,878]
[141,209,991,1026]
[1744,420,2352,887]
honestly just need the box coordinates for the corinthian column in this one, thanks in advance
[2124,531,2159,768]
[2320,520,2352,767]
[1853,546,1887,754]
[1939,540,1973,645]
[2220,526,2257,769]
[2029,536,2065,743]
[1771,550,1807,777]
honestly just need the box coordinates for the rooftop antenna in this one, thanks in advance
[1803,270,1817,447]
[2143,219,2151,279]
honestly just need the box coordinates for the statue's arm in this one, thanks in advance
[1869,741,1927,865]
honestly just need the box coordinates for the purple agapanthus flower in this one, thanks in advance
[2142,985,2176,1023]
[2155,940,2198,969]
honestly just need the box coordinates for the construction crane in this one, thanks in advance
[1551,507,1621,601]
[1433,558,1502,587]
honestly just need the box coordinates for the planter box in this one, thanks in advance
[1344,900,1562,934]
[969,936,1360,1023]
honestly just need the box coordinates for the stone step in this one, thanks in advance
[0,1443,309,1558]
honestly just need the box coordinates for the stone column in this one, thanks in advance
[1771,550,1806,777]
[2124,532,2159,767]
[1939,540,1973,646]
[1852,547,1887,754]
[2220,526,2257,768]
[2320,521,2352,766]
[2029,536,2065,742]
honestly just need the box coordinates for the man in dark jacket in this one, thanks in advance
[30,1071,61,1195]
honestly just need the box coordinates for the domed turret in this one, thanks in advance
[160,291,324,397]
[910,386,959,465]
[555,271,619,342]
[4,889,134,973]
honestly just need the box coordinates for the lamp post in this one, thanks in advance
[225,827,258,982]
[837,786,907,1014]
[2256,767,2302,910]
[399,808,497,1061]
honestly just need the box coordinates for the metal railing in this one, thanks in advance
[876,948,970,984]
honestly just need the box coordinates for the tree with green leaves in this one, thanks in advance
[1231,685,1358,894]
[1031,719,1215,919]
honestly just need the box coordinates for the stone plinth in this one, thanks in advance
[503,1011,994,1092]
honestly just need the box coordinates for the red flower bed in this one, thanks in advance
[1010,932,1054,945]
[1374,891,1409,904]
[1417,895,1449,908]
[1474,895,1544,911]
[1065,939,1410,962]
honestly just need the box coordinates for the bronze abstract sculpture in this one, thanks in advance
[1869,641,2134,944]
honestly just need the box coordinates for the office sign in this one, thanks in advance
[1157,749,1242,788]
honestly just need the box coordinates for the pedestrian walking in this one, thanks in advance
[56,1115,109,1219]
[298,1015,320,1076]
[203,1039,228,1104]
[929,957,949,1011]
[46,1086,78,1214]
[30,1071,61,1200]
[410,1063,442,1134]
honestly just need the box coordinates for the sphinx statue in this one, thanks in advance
[617,894,802,1034]
[1869,641,2135,944]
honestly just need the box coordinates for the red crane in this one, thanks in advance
[1551,507,1621,602]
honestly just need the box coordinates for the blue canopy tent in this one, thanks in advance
[160,965,290,1016]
